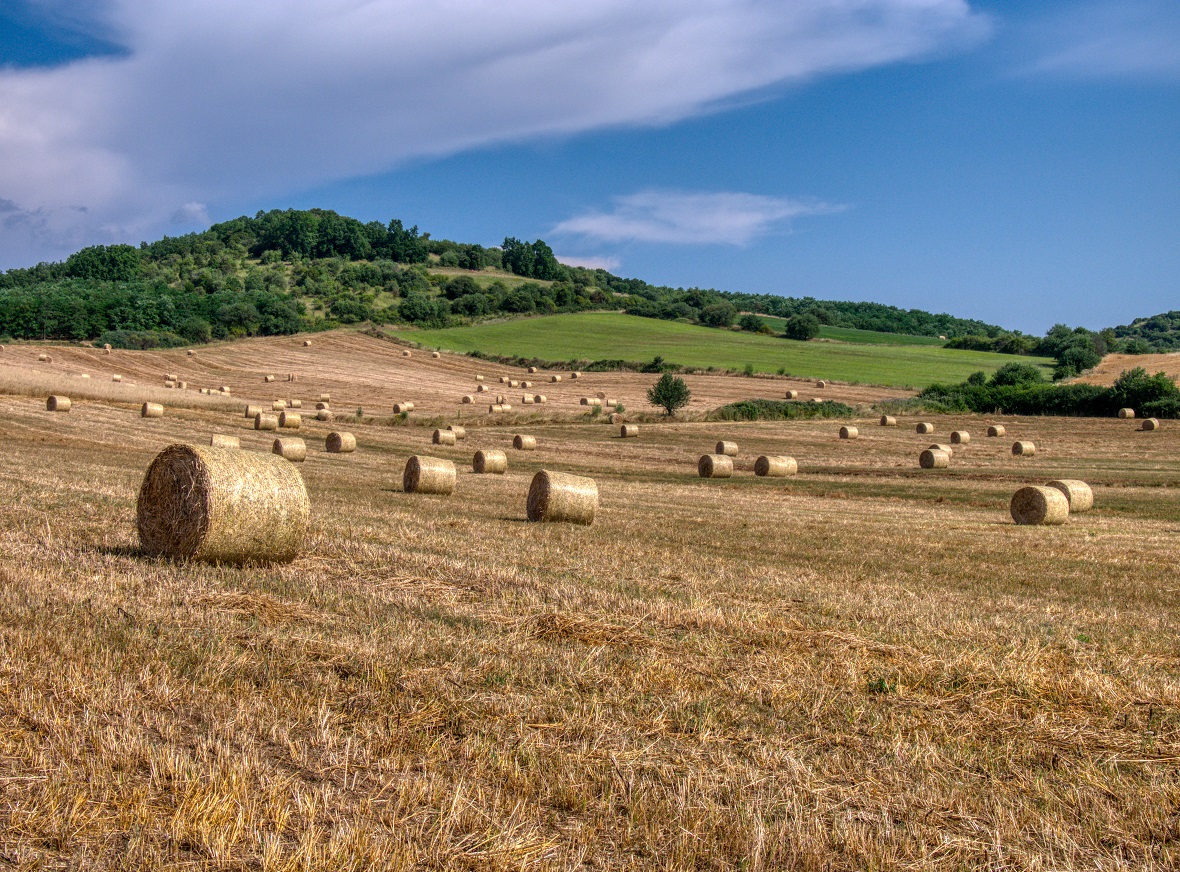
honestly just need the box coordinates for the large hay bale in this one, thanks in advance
[488,404,504,413]
[80,374,90,379]
[509,380,520,388]
[475,375,484,382]
[303,339,312,347]
[477,384,489,393]
[393,402,415,414]
[596,391,607,400]
[103,343,112,353]
[528,366,538,374]
[112,374,122,382]
[839,426,858,439]
[928,443,953,455]
[142,402,164,418]
[473,449,508,474]
[326,431,356,453]
[571,372,581,380]
[447,425,466,440]
[879,415,896,426]
[522,381,533,389]
[186,349,195,356]
[499,376,510,384]
[1118,408,1135,419]
[1141,418,1160,431]
[522,395,535,404]
[513,434,537,450]
[785,390,799,399]
[404,456,456,494]
[210,434,240,449]
[316,409,334,422]
[603,398,618,408]
[319,393,330,402]
[272,400,287,411]
[715,440,738,456]
[402,350,412,357]
[38,353,52,363]
[754,455,797,477]
[164,381,176,389]
[496,394,508,405]
[264,375,276,383]
[534,394,547,404]
[499,403,513,411]
[289,399,302,409]
[919,448,949,469]
[609,413,624,424]
[916,422,934,434]
[272,437,306,462]
[255,413,278,431]
[527,470,597,525]
[219,386,231,394]
[1046,479,1093,513]
[987,425,1006,437]
[166,373,178,382]
[462,395,474,404]
[432,351,441,359]
[1010,485,1069,525]
[177,381,187,390]
[550,374,562,382]
[46,395,71,412]
[699,454,734,478]
[136,443,309,563]
[432,429,457,446]
[951,430,971,444]
[279,411,301,429]
[1012,441,1036,456]
[619,424,639,438]
[315,401,330,410]
[580,397,602,406]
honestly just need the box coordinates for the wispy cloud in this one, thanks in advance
[0,0,984,267]
[552,190,844,246]
[555,254,622,272]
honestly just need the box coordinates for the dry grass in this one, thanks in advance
[0,352,1178,869]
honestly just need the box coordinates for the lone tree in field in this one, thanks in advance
[648,373,691,416]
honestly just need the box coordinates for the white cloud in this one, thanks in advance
[1018,1,1180,80]
[552,190,843,246]
[0,0,986,266]
[555,254,622,272]
[170,202,210,226]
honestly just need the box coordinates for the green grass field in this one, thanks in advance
[755,314,947,346]
[392,312,1051,388]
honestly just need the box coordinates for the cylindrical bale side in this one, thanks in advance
[1010,486,1069,525]
[785,390,799,399]
[289,400,301,409]
[473,449,508,474]
[1141,418,1160,431]
[254,413,278,431]
[528,366,538,374]
[715,440,739,456]
[448,425,467,440]
[1046,479,1093,513]
[319,394,330,402]
[432,429,457,446]
[46,395,71,412]
[499,376,510,384]
[509,380,520,388]
[142,402,164,418]
[210,434,240,449]
[754,455,797,477]
[477,385,489,392]
[1012,441,1036,456]
[272,400,287,411]
[136,443,309,563]
[315,402,330,410]
[929,443,953,455]
[316,410,334,422]
[987,425,1006,437]
[475,375,484,382]
[919,448,949,469]
[951,431,971,444]
[1118,408,1135,419]
[393,402,415,414]
[550,375,562,382]
[571,372,581,379]
[534,395,547,403]
[620,424,639,438]
[264,375,276,383]
[303,339,312,346]
[279,411,301,429]
[272,437,306,462]
[513,434,537,450]
[699,454,734,478]
[879,415,896,426]
[177,381,187,390]
[325,431,356,453]
[839,426,858,439]
[488,404,503,413]
[112,374,122,382]
[603,398,618,408]
[522,381,532,389]
[499,404,512,411]
[496,394,508,405]
[916,422,934,434]
[527,470,598,525]
[522,396,535,405]
[402,350,412,357]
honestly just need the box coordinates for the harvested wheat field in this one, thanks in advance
[0,346,1177,870]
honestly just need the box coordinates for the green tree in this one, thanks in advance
[647,373,692,416]
[782,313,820,341]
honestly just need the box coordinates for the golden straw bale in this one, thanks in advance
[919,448,949,469]
[219,386,230,394]
[315,402,330,410]
[141,402,164,418]
[816,380,826,388]
[80,374,90,379]
[527,470,597,524]
[839,426,858,439]
[264,375,276,383]
[177,381,187,390]
[278,411,301,429]
[289,399,302,409]
[326,432,356,453]
[522,395,535,404]
[513,434,537,451]
[596,391,608,400]
[754,455,797,477]
[1010,485,1069,525]
[136,443,309,563]
[500,403,513,411]
[186,349,195,356]
[489,404,504,413]
[916,422,934,434]
[879,415,896,426]
[245,404,263,418]
[620,424,639,438]
[272,437,306,462]
[272,400,288,411]
[1046,479,1093,513]
[1118,408,1135,419]
[477,384,489,392]
[699,454,734,478]
[432,351,441,358]
[319,393,330,402]
[495,394,508,404]
[473,449,508,474]
[432,429,457,446]
[509,380,520,388]
[447,425,466,440]
[928,442,953,455]
[571,372,581,379]
[402,350,411,357]
[404,456,456,494]
[254,413,278,431]
[46,395,71,412]
[987,425,1006,437]
[1012,441,1036,456]
[500,376,510,384]
[475,375,484,382]
[39,353,53,362]
[534,394,547,403]
[462,395,474,404]
[522,381,532,388]
[580,397,602,406]
[603,398,618,407]
[303,339,312,346]
[715,440,738,456]
[316,409,334,422]
[164,381,175,389]
[210,434,240,449]
[103,343,112,353]
[393,402,415,414]
[1141,418,1160,431]
[528,366,538,374]
[166,373,178,382]
[950,431,971,444]
[112,374,122,382]
[551,374,562,382]
[785,390,798,399]
[609,413,624,424]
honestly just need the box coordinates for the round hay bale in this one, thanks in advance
[1046,479,1093,513]
[754,455,797,477]
[513,434,537,451]
[326,431,356,453]
[319,393,330,403]
[500,403,513,412]
[596,391,607,400]
[46,395,71,412]
[177,381,187,390]
[785,390,799,400]
[166,373,178,382]
[447,425,466,440]
[571,372,581,380]
[496,394,508,404]
[550,374,562,382]
[80,373,90,379]
[462,395,474,404]
[475,375,484,382]
[619,424,639,438]
[402,350,412,357]
[1118,408,1135,419]
[928,443,953,455]
[987,425,1006,437]
[103,343,112,352]
[254,413,278,431]
[950,431,971,444]
[393,402,415,414]
[1012,441,1036,456]
[136,443,309,563]
[245,404,263,418]
[279,411,301,429]
[522,395,535,405]
[141,402,164,418]
[839,426,858,439]
[715,440,738,457]
[186,349,195,356]
[303,339,312,347]
[1010,485,1069,526]
[879,415,896,426]
[473,449,508,474]
[528,366,538,374]
[289,399,302,409]
[112,374,122,382]
[522,381,532,389]
[210,434,240,449]
[509,380,520,388]
[432,429,457,446]
[272,437,306,462]
[432,351,441,359]
[477,384,489,393]
[603,398,618,408]
[916,422,935,434]
[315,401,330,410]
[404,456,456,494]
[264,375,276,383]
[219,386,230,394]
[699,454,734,478]
[534,394,547,404]
[816,380,826,389]
[811,398,823,404]
[499,376,510,384]
[609,413,624,424]
[164,381,176,389]
[580,397,602,406]
[316,409,334,422]
[919,448,949,469]
[1141,418,1160,431]
[527,470,597,525]
[488,404,504,413]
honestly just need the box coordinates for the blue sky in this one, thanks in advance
[0,1,1176,335]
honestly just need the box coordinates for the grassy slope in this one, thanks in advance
[393,312,1051,388]
[755,315,947,347]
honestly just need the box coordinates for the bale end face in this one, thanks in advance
[1141,418,1160,431]
[527,470,597,524]
[950,431,971,444]
[432,429,457,446]
[1010,486,1069,525]
[473,449,507,474]
[698,454,734,478]
[987,425,1006,437]
[715,440,739,457]
[326,432,356,453]
[919,448,949,469]
[839,426,858,439]
[1046,479,1093,513]
[754,455,797,477]
[1012,441,1036,456]
[46,395,71,412]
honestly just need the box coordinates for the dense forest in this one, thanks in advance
[0,208,1166,378]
